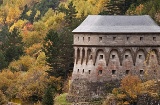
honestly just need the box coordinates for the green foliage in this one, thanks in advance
[54,93,71,105]
[100,0,136,15]
[0,51,7,70]
[22,0,60,22]
[42,86,55,105]
[3,28,24,63]
[1,0,160,104]
[43,30,61,76]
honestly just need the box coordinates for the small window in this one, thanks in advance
[140,70,144,75]
[140,37,143,41]
[99,55,103,60]
[153,37,156,41]
[112,70,116,75]
[89,70,91,74]
[82,69,84,73]
[127,37,129,40]
[112,55,115,59]
[88,37,90,42]
[139,55,142,59]
[83,37,84,41]
[113,37,116,40]
[125,55,128,59]
[78,37,79,41]
[99,37,102,42]
[98,70,102,75]
[126,70,130,74]
[77,69,79,73]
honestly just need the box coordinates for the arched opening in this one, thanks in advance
[148,50,158,71]
[135,50,145,73]
[95,49,105,64]
[108,49,120,66]
[87,49,92,64]
[81,48,85,64]
[122,49,134,70]
[77,48,80,64]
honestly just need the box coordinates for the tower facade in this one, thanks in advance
[67,15,160,103]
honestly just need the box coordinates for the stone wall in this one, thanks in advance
[68,33,160,103]
[74,33,160,46]
[67,78,120,104]
[72,46,160,82]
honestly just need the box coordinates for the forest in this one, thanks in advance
[0,0,160,105]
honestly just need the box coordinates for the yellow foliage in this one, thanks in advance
[17,68,49,100]
[25,43,42,56]
[9,19,28,32]
[121,75,142,99]
[34,10,41,19]
[6,6,22,25]
[69,0,108,17]
[135,4,144,14]
[48,76,62,91]
[123,101,130,105]
[35,52,47,66]
[42,9,65,30]
[9,55,36,71]
[26,10,32,16]
[126,4,144,15]
[117,94,127,100]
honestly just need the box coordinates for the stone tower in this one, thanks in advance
[67,15,160,103]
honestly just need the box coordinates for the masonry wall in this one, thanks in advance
[74,33,160,46]
[68,33,160,103]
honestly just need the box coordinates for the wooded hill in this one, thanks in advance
[0,0,160,104]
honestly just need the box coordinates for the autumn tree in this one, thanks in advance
[0,90,7,105]
[121,75,142,99]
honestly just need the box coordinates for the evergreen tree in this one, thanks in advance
[100,0,136,15]
[20,5,30,20]
[27,0,59,22]
[0,51,7,70]
[43,30,62,77]
[42,86,55,105]
[1,28,23,63]
[58,1,78,30]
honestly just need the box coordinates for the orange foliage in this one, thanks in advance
[121,75,142,99]
[25,43,42,56]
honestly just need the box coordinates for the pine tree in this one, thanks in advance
[43,30,63,77]
[58,1,78,30]
[1,28,23,63]
[42,86,55,105]
[100,0,136,15]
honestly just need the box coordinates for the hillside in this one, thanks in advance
[0,0,159,104]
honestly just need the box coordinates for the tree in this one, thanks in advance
[43,30,61,77]
[58,1,78,30]
[0,90,7,105]
[43,29,73,78]
[42,86,55,105]
[121,75,142,103]
[2,28,24,63]
[25,0,59,23]
[100,0,136,15]
[0,51,7,70]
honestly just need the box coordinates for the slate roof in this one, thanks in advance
[73,15,160,33]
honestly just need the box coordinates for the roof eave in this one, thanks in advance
[72,32,160,34]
